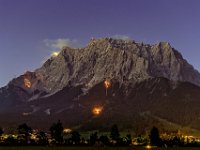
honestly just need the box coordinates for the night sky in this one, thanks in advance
[0,0,200,87]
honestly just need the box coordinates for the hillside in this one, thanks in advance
[0,38,200,133]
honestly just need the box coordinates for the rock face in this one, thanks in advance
[35,38,200,93]
[1,38,200,103]
[1,38,200,132]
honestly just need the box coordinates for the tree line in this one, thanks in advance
[0,121,132,146]
[0,121,199,147]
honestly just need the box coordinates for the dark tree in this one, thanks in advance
[49,120,63,144]
[0,127,3,137]
[171,136,184,147]
[71,131,81,145]
[89,132,98,145]
[18,123,32,135]
[110,124,120,141]
[37,131,48,145]
[149,126,161,146]
[126,134,132,145]
[17,123,32,145]
[4,135,17,146]
[99,135,110,146]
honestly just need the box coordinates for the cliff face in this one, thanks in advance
[1,38,200,103]
[35,38,200,93]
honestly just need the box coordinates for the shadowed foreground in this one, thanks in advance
[0,147,199,150]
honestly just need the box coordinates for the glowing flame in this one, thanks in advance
[24,78,31,88]
[104,79,111,89]
[51,51,59,57]
[92,106,103,115]
[145,145,152,149]
[63,128,72,133]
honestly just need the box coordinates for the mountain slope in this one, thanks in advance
[0,38,200,133]
[1,77,200,133]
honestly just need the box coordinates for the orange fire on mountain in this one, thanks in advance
[104,79,111,89]
[24,78,31,88]
[92,106,103,116]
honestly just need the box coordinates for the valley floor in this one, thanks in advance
[0,147,199,150]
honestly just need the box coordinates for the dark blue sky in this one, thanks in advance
[0,0,200,86]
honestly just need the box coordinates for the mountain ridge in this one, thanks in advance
[1,38,200,132]
[2,38,199,102]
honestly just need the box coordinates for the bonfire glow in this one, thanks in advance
[92,106,103,115]
[104,79,111,89]
[24,78,31,88]
[63,128,72,133]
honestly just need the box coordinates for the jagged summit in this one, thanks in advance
[35,38,200,91]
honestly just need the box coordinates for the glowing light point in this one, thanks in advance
[145,144,152,149]
[92,106,103,116]
[104,79,111,89]
[51,51,59,57]
[104,79,111,96]
[24,78,31,88]
[63,128,72,133]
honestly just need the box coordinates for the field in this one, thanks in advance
[0,147,199,150]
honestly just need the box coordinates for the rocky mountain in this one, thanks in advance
[34,38,200,92]
[1,38,200,133]
[1,38,200,103]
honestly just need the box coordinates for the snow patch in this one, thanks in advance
[44,108,51,115]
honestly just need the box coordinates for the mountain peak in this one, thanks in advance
[88,37,135,47]
[35,38,200,92]
[1,37,200,103]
